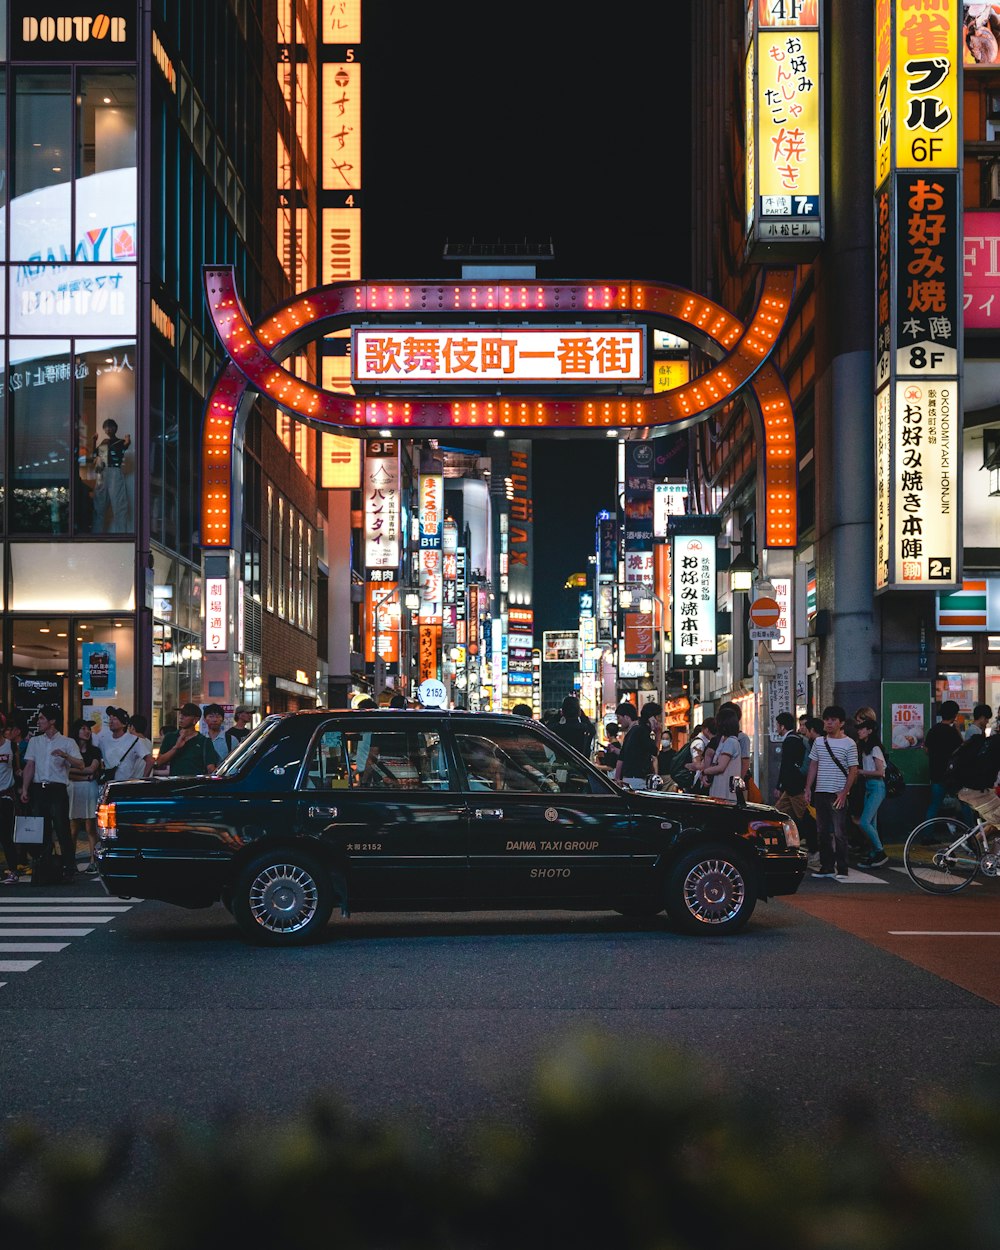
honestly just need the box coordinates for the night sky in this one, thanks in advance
[361,4,693,630]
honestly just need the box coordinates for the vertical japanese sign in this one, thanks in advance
[320,3,361,391]
[875,1,961,592]
[363,440,400,569]
[418,470,443,625]
[507,442,533,605]
[205,577,228,653]
[364,576,399,664]
[623,441,655,586]
[669,517,721,672]
[455,547,467,641]
[746,0,823,258]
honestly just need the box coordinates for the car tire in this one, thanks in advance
[664,843,757,936]
[231,849,335,946]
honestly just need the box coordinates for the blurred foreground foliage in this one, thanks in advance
[3,1034,1000,1250]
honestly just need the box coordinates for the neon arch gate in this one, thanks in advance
[202,267,798,550]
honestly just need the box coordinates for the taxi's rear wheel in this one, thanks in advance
[664,843,757,936]
[231,849,334,946]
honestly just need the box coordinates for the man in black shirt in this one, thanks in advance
[923,699,963,821]
[618,702,661,789]
[774,712,807,819]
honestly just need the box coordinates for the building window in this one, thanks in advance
[10,340,72,533]
[12,71,72,261]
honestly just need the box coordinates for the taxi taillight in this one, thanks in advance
[97,803,117,837]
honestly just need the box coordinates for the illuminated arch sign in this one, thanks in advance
[202,268,798,550]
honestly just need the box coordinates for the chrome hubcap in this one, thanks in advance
[248,863,319,933]
[683,858,746,926]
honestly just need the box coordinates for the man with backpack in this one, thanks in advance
[943,720,1000,833]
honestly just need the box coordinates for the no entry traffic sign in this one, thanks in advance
[749,596,780,628]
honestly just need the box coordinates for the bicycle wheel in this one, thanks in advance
[904,818,981,894]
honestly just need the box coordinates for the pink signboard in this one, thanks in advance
[964,211,1000,329]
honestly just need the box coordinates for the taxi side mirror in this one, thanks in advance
[730,775,747,808]
[646,774,664,791]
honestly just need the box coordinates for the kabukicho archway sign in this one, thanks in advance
[201,266,798,549]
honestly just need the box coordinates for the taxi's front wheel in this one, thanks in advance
[664,843,757,936]
[231,849,334,946]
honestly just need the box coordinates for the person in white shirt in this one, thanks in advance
[20,705,83,881]
[115,714,155,782]
[804,705,859,880]
[92,707,140,778]
[0,728,21,884]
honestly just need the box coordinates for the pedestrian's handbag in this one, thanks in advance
[102,737,137,783]
[13,815,44,844]
[746,777,763,804]
[884,758,906,798]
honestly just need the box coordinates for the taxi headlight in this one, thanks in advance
[781,818,800,849]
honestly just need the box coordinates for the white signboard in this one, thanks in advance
[418,678,447,708]
[771,577,792,653]
[353,326,646,385]
[364,440,400,569]
[205,577,228,653]
[876,385,891,591]
[889,380,959,589]
[671,533,717,669]
[543,630,581,663]
[767,667,793,736]
[653,482,688,537]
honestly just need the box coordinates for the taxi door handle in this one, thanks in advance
[474,808,504,820]
[308,805,338,819]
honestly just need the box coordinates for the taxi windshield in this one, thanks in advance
[212,715,284,777]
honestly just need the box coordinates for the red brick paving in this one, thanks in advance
[783,879,1000,1006]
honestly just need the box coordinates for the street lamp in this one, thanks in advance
[728,550,756,593]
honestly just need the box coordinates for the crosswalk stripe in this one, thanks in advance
[0,943,68,952]
[0,906,132,912]
[0,915,115,925]
[0,910,121,920]
[0,897,133,904]
[0,929,93,937]
[0,961,40,972]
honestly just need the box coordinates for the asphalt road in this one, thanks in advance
[1,865,998,1182]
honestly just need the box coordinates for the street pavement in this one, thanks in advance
[0,864,998,1184]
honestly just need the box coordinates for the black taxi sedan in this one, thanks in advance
[96,710,806,945]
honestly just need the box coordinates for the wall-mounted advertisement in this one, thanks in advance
[542,631,580,663]
[964,4,1000,67]
[82,641,116,700]
[418,470,443,625]
[963,210,1000,329]
[653,482,688,536]
[364,440,400,569]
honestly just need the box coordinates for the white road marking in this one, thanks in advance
[0,962,40,972]
[0,929,93,937]
[811,868,889,885]
[0,943,69,952]
[0,917,112,925]
[0,907,132,913]
[889,931,1000,936]
[0,897,133,905]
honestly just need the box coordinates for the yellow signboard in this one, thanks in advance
[758,30,820,200]
[323,0,361,43]
[322,62,362,190]
[654,359,691,393]
[745,41,756,232]
[893,0,958,169]
[322,207,361,285]
[875,0,892,189]
[320,434,361,489]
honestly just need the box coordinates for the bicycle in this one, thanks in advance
[903,815,1000,894]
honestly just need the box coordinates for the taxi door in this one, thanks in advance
[454,721,635,904]
[296,718,468,904]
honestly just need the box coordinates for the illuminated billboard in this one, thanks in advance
[352,327,646,385]
[363,440,400,569]
[746,1,823,258]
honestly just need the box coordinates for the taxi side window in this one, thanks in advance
[457,727,593,795]
[346,730,453,791]
[302,729,350,790]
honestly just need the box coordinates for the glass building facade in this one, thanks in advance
[1,0,321,738]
